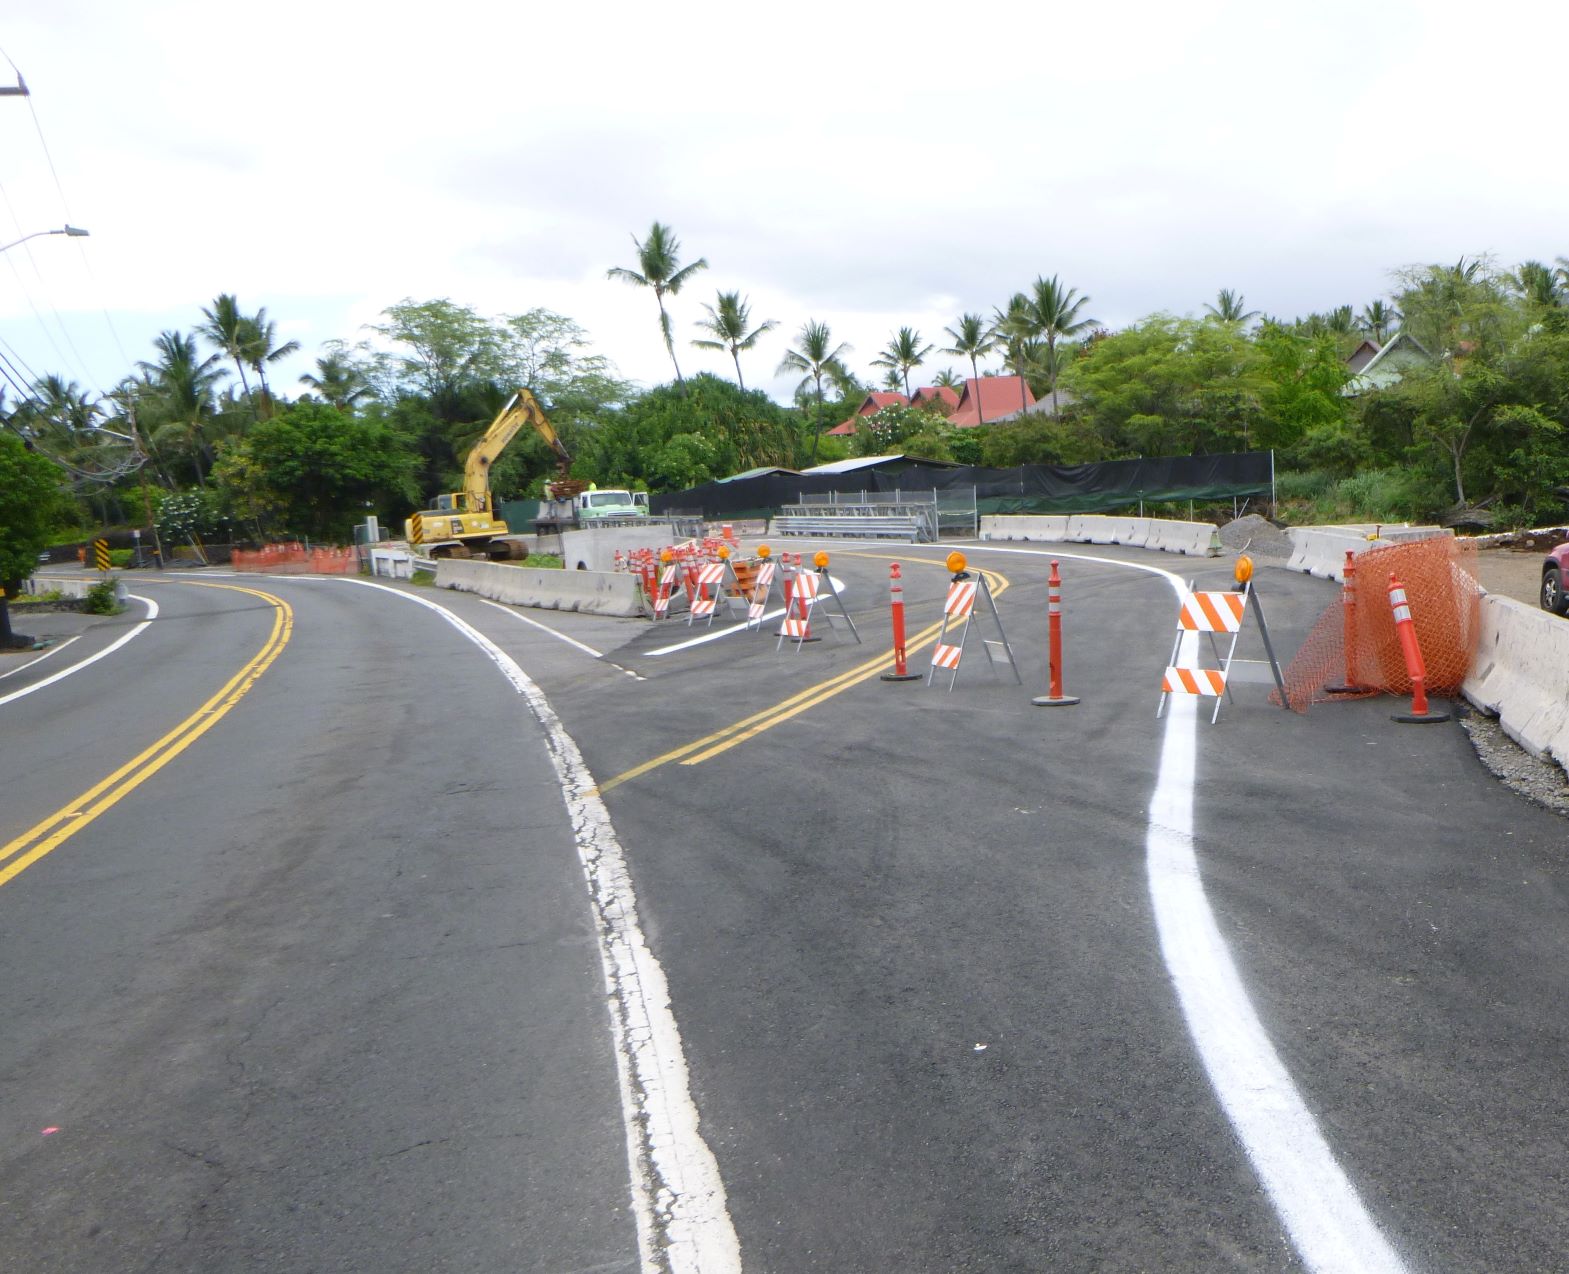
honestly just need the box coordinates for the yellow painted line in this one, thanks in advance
[0,581,292,889]
[596,559,1010,791]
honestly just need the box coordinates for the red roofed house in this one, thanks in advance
[827,391,907,436]
[910,385,960,412]
[948,375,1035,428]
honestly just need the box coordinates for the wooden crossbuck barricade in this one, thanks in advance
[776,566,861,653]
[926,569,1021,691]
[1156,581,1288,723]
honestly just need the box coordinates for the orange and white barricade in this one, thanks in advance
[1157,573,1288,723]
[688,558,741,627]
[746,553,785,631]
[775,553,861,653]
[651,555,682,620]
[926,551,1021,691]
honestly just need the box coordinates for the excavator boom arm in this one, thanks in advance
[462,388,570,513]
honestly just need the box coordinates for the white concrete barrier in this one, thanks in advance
[979,515,1071,542]
[560,525,675,573]
[1463,595,1569,770]
[1122,518,1153,548]
[1286,528,1370,581]
[1150,520,1221,557]
[28,573,129,601]
[435,558,646,617]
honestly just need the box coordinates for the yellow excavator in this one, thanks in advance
[403,388,577,560]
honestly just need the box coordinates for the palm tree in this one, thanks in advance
[1512,260,1563,309]
[1205,289,1259,324]
[1358,300,1397,343]
[606,221,709,387]
[870,326,935,398]
[990,293,1036,414]
[933,368,964,391]
[1325,304,1356,334]
[198,294,256,413]
[138,330,226,485]
[777,320,851,466]
[1025,275,1097,412]
[239,308,301,417]
[691,290,776,392]
[299,343,376,411]
[942,313,998,422]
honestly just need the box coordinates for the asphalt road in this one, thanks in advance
[3,544,1567,1272]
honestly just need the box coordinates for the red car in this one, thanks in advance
[1544,542,1569,615]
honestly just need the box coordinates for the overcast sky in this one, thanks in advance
[3,0,1566,412]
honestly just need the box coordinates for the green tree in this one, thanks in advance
[990,293,1035,414]
[299,342,376,412]
[138,330,227,485]
[606,221,708,387]
[691,291,777,392]
[1358,300,1398,343]
[366,298,504,418]
[0,433,72,648]
[199,294,257,414]
[1025,274,1098,411]
[1205,289,1258,325]
[870,326,935,398]
[213,401,419,540]
[942,313,998,422]
[1254,325,1352,451]
[239,307,301,416]
[778,320,851,465]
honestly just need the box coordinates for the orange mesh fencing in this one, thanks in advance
[1273,537,1482,711]
[232,543,358,574]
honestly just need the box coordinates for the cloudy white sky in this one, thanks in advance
[2,0,1565,411]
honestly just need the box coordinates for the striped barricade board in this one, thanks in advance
[926,570,1020,691]
[1157,582,1289,723]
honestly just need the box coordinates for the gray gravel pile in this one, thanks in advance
[1218,514,1294,560]
[1461,712,1569,818]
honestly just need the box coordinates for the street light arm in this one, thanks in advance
[0,225,89,254]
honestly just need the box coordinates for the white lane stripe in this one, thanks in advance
[956,542,1406,1271]
[0,635,80,681]
[0,596,158,709]
[334,577,740,1274]
[479,599,646,681]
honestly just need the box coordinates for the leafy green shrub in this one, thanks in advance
[82,577,121,614]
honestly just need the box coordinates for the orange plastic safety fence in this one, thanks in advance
[231,543,357,575]
[1273,537,1482,711]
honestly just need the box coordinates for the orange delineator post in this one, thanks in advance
[1032,558,1081,707]
[880,562,921,682]
[1324,550,1369,694]
[1388,571,1450,724]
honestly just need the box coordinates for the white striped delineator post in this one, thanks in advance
[775,551,861,654]
[925,550,1023,692]
[1156,557,1289,724]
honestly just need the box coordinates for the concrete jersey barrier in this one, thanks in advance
[1463,595,1569,770]
[436,557,646,617]
[979,515,1217,556]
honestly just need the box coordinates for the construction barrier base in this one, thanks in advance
[1031,694,1081,707]
[1392,708,1451,725]
[880,670,922,682]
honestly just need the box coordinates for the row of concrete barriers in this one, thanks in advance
[1464,595,1569,772]
[1286,524,1450,581]
[978,514,1221,556]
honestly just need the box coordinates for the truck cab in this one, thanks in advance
[575,489,649,521]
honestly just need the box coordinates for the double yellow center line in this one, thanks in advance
[597,560,1007,793]
[0,582,292,890]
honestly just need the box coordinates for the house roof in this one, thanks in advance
[911,385,960,409]
[829,391,908,436]
[949,375,1035,427]
[717,465,801,483]
[798,454,961,475]
[1343,330,1435,396]
[1345,339,1381,373]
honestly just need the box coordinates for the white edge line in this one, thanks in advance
[0,596,159,709]
[334,576,740,1274]
[0,634,81,681]
[962,541,1406,1272]
[479,598,645,681]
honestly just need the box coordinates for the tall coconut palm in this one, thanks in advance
[198,293,255,413]
[691,290,776,392]
[1205,289,1259,324]
[990,294,1036,414]
[870,326,935,399]
[942,312,999,424]
[239,308,301,417]
[933,368,964,391]
[607,221,709,387]
[777,320,851,465]
[1358,300,1398,343]
[138,330,226,485]
[1025,275,1097,412]
[1512,260,1563,309]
